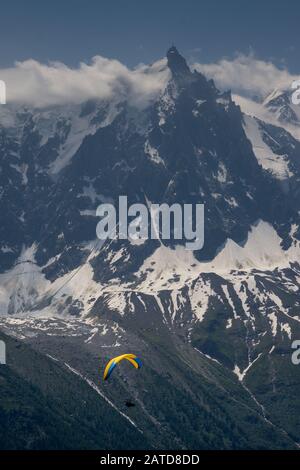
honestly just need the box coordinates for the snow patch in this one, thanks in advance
[243,116,293,179]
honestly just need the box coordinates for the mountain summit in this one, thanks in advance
[166,45,191,78]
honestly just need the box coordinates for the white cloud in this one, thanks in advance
[0,51,297,109]
[0,56,169,108]
[193,54,297,99]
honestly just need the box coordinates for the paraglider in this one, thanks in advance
[103,353,142,381]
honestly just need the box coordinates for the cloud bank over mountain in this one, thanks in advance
[0,56,169,108]
[194,53,297,99]
[0,52,297,107]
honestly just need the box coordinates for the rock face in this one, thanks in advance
[263,87,300,126]
[0,47,300,449]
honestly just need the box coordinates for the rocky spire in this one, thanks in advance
[166,46,191,79]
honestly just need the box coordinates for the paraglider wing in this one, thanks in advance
[103,354,142,380]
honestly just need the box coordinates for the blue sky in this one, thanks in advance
[0,0,299,72]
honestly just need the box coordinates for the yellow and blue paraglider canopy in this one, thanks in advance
[103,353,142,380]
